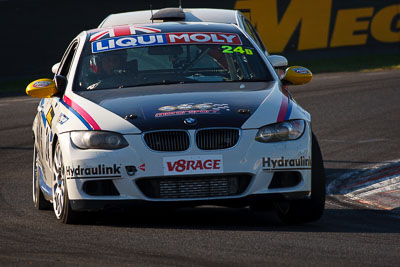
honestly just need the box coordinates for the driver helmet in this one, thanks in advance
[89,49,127,74]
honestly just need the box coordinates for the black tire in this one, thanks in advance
[33,145,51,210]
[274,132,326,224]
[52,141,79,224]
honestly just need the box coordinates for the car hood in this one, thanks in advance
[75,82,279,132]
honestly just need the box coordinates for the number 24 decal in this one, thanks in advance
[222,46,253,55]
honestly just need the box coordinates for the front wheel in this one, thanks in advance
[274,132,326,224]
[52,141,78,224]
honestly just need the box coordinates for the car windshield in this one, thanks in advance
[74,35,273,91]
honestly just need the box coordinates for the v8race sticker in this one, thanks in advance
[163,155,223,175]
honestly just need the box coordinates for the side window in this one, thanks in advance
[58,41,79,77]
[242,18,267,53]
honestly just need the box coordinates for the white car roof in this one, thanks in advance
[99,8,239,28]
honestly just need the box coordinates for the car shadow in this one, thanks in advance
[82,204,400,234]
[73,165,400,231]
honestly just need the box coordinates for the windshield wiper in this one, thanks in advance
[119,80,188,88]
[235,78,271,82]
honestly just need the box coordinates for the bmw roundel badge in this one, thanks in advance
[184,117,197,125]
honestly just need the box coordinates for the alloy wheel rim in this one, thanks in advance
[53,145,65,219]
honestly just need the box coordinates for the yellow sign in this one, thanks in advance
[235,0,400,53]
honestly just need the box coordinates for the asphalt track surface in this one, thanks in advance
[0,70,399,266]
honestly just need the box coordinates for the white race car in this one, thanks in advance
[27,21,325,224]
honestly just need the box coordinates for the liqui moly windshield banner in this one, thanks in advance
[92,32,242,53]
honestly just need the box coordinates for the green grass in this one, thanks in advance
[290,53,400,74]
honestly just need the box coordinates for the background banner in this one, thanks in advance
[0,0,398,79]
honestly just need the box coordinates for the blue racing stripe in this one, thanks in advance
[60,100,92,130]
[284,99,293,121]
[41,111,47,127]
[38,166,52,198]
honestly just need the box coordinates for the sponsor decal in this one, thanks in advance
[158,106,177,112]
[125,166,137,176]
[46,106,54,127]
[156,109,219,117]
[293,67,309,74]
[92,34,167,53]
[163,155,223,175]
[33,81,51,88]
[65,164,121,178]
[166,32,241,45]
[262,156,311,169]
[177,104,193,110]
[57,113,69,125]
[195,104,212,109]
[138,163,146,172]
[92,32,242,53]
[156,103,230,118]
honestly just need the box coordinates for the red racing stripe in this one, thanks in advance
[63,95,101,130]
[277,95,288,122]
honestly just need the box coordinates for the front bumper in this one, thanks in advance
[58,125,312,210]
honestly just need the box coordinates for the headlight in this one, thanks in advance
[255,120,305,143]
[70,131,129,150]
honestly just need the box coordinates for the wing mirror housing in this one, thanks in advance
[268,55,288,68]
[26,79,59,98]
[26,75,67,98]
[282,66,312,85]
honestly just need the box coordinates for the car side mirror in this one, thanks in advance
[282,66,312,86]
[55,75,67,93]
[268,55,288,68]
[26,79,59,98]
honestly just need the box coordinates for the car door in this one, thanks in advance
[39,40,79,185]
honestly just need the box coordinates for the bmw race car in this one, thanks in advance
[27,21,325,224]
